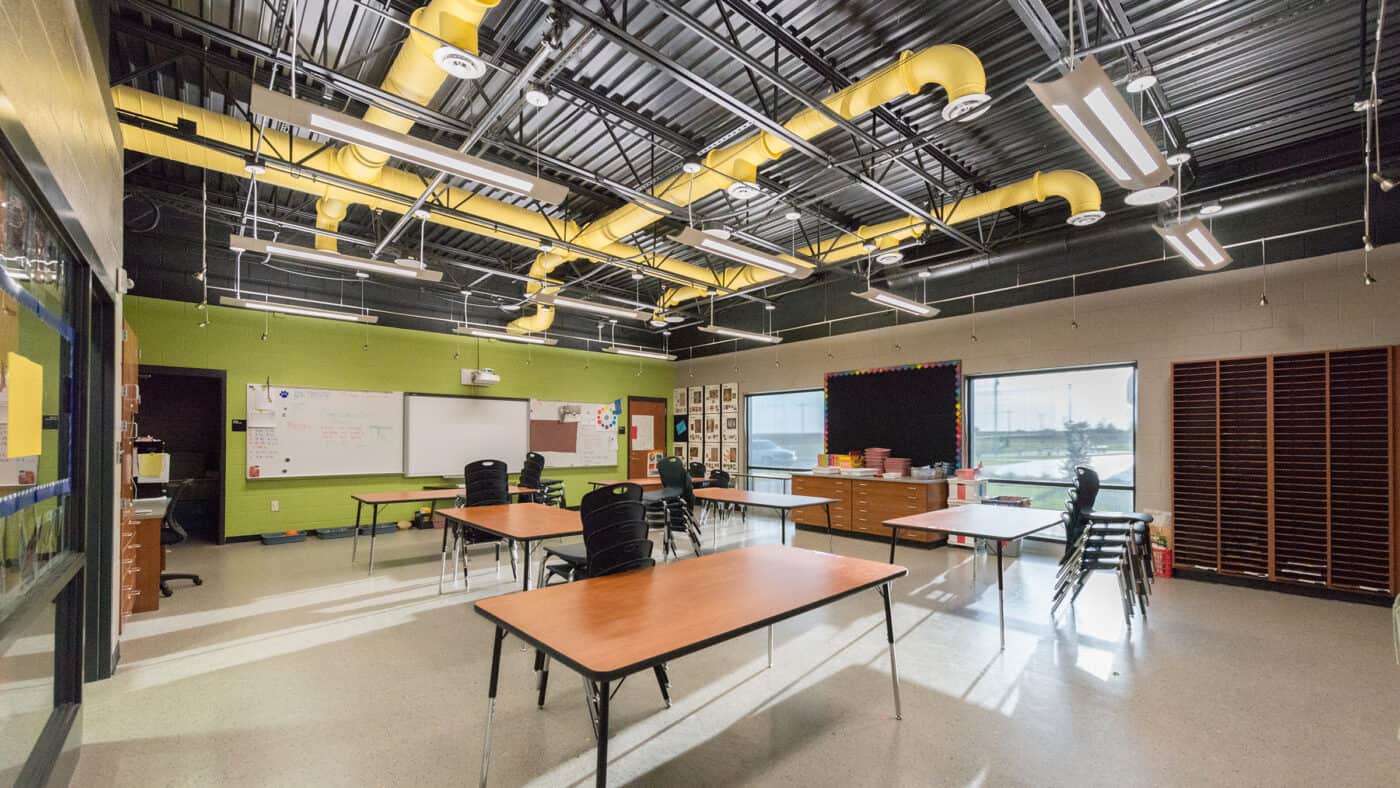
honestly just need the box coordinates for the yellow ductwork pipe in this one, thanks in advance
[316,0,498,249]
[511,44,989,331]
[658,170,1103,307]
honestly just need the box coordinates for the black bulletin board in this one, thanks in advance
[824,361,961,466]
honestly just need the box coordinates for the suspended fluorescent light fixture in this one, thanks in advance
[604,346,677,361]
[534,294,643,320]
[1154,217,1233,271]
[697,324,783,344]
[1029,56,1173,197]
[249,86,568,205]
[229,234,443,281]
[220,296,378,323]
[452,326,558,345]
[674,226,812,279]
[852,287,939,317]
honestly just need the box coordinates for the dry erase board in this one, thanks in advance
[245,385,404,479]
[403,394,529,476]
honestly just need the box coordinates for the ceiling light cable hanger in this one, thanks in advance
[1360,0,1387,285]
[1259,240,1269,307]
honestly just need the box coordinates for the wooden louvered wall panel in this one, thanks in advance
[1270,353,1329,585]
[1217,358,1270,576]
[1171,361,1220,571]
[1171,347,1396,597]
[1327,349,1393,593]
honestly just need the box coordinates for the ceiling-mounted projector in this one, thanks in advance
[461,368,501,387]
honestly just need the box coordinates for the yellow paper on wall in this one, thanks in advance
[6,352,42,458]
[137,453,164,477]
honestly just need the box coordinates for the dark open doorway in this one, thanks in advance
[136,366,226,544]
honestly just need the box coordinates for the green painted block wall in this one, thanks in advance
[123,296,673,538]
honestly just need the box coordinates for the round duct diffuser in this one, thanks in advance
[875,250,904,265]
[942,92,990,123]
[1124,185,1178,206]
[725,181,762,200]
[1066,210,1105,227]
[432,47,487,80]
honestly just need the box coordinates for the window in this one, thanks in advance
[968,365,1137,524]
[745,389,824,472]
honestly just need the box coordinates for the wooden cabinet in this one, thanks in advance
[1170,347,1398,598]
[792,475,947,544]
[120,516,161,615]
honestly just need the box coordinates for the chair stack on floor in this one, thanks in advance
[1052,466,1154,627]
[538,482,671,718]
[646,456,703,559]
[518,451,546,503]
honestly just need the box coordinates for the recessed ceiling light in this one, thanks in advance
[1199,200,1223,216]
[1125,71,1158,93]
[1124,185,1179,206]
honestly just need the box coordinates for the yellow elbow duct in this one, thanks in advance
[659,170,1103,308]
[316,0,498,249]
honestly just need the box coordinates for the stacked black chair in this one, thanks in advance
[159,480,203,597]
[537,483,671,717]
[518,451,546,502]
[538,479,567,508]
[646,456,703,559]
[443,459,516,590]
[688,461,711,488]
[1052,466,1153,627]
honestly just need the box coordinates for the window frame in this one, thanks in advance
[965,362,1138,509]
[743,387,824,474]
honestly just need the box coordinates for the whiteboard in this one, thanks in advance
[245,384,404,479]
[404,394,529,477]
[529,400,619,468]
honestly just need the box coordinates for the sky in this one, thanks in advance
[970,367,1136,432]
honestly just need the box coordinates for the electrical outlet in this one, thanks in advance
[270,500,279,512]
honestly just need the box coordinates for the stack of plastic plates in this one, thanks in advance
[864,447,891,474]
[884,457,912,476]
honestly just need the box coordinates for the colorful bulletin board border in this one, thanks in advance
[822,360,962,467]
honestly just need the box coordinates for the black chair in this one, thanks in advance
[537,483,670,715]
[646,456,702,559]
[1052,466,1153,627]
[538,478,567,508]
[442,459,516,590]
[159,480,203,597]
[519,452,546,502]
[689,461,711,488]
[698,469,741,546]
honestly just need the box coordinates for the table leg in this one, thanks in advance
[351,501,363,564]
[825,503,833,553]
[996,540,1005,652]
[767,625,774,668]
[521,540,532,593]
[879,583,902,720]
[779,510,787,545]
[888,525,899,564]
[439,517,453,595]
[479,626,505,788]
[367,504,380,575]
[596,679,610,787]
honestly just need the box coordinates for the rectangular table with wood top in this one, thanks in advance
[587,477,707,490]
[436,503,581,594]
[349,487,536,574]
[884,505,1061,650]
[473,544,908,787]
[692,487,840,549]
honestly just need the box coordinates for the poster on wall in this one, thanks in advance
[673,414,690,446]
[688,386,704,413]
[704,384,721,414]
[705,443,721,466]
[645,450,664,476]
[722,382,739,414]
[688,443,703,463]
[673,387,688,416]
[722,445,739,472]
[722,413,739,444]
[703,413,721,444]
[673,441,687,462]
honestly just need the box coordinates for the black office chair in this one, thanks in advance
[537,483,671,716]
[443,459,516,590]
[1052,466,1153,626]
[519,452,546,502]
[646,456,703,559]
[159,480,203,597]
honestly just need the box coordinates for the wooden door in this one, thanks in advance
[627,397,668,478]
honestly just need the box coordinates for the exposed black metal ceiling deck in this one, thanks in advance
[111,0,1400,354]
